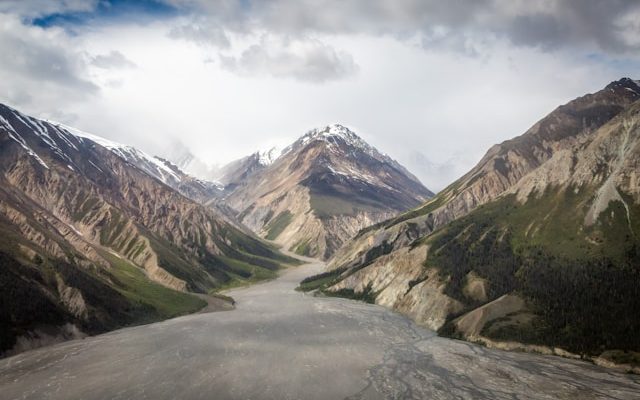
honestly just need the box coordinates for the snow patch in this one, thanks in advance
[289,124,394,164]
[109,250,123,259]
[88,160,103,172]
[258,146,283,166]
[10,111,74,164]
[1,105,216,189]
[68,224,83,236]
[50,122,182,185]
[0,114,49,169]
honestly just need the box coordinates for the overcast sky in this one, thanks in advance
[1,0,639,191]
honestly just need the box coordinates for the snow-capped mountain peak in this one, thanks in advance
[257,146,283,166]
[279,123,386,162]
[222,122,433,260]
[301,124,364,146]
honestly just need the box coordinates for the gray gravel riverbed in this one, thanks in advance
[1,258,639,399]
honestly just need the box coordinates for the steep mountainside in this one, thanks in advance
[305,78,640,359]
[0,103,295,356]
[224,124,433,259]
[56,124,224,203]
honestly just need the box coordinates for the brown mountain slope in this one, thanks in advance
[303,78,640,360]
[224,124,433,260]
[329,77,640,269]
[0,103,295,356]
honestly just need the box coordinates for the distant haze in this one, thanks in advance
[1,1,639,191]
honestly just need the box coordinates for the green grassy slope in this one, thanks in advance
[101,251,206,320]
[424,186,640,354]
[265,211,293,240]
[0,242,209,355]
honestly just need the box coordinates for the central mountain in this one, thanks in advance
[222,124,434,259]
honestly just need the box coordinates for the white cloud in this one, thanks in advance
[0,13,98,121]
[0,2,639,191]
[168,17,230,48]
[219,35,358,83]
[91,51,137,69]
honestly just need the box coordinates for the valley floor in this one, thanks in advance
[0,257,638,399]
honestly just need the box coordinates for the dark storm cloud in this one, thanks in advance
[507,13,568,51]
[161,0,640,81]
[168,0,640,54]
[502,0,640,52]
[6,1,639,56]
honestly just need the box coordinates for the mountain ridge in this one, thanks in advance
[222,124,433,259]
[329,76,640,269]
[0,103,296,356]
[302,77,640,362]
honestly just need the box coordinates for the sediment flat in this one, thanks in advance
[1,259,638,399]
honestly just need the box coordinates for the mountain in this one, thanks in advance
[214,147,281,189]
[223,124,434,259]
[303,78,640,359]
[0,103,296,356]
[56,125,224,203]
[161,142,223,186]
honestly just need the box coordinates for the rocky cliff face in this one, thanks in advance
[224,124,433,259]
[0,103,295,356]
[309,78,640,357]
